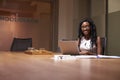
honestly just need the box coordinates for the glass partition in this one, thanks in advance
[0,0,58,51]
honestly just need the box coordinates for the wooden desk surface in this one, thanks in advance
[0,52,120,80]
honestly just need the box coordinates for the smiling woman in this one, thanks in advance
[81,22,91,36]
[78,18,102,55]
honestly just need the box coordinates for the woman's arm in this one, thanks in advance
[96,36,102,55]
[79,51,92,55]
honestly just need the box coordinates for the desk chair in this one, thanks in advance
[10,38,32,51]
[101,37,106,55]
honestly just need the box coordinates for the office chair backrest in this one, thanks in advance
[10,38,32,51]
[101,37,106,55]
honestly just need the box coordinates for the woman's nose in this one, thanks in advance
[83,27,87,30]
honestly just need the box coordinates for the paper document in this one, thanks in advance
[97,55,120,58]
[53,55,120,60]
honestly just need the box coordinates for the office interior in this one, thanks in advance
[0,0,120,55]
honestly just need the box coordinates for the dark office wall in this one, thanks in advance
[107,0,120,55]
[90,0,106,37]
[108,11,120,55]
[58,0,90,40]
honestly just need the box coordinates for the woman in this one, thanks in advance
[78,18,102,55]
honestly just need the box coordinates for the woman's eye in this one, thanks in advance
[82,26,90,29]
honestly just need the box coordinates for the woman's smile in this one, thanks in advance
[81,22,90,36]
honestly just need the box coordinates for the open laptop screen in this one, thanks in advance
[59,40,80,55]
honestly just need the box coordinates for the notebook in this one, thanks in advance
[59,40,80,55]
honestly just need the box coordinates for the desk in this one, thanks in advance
[0,52,120,80]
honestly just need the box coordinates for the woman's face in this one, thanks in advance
[81,22,91,36]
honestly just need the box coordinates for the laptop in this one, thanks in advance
[59,40,80,55]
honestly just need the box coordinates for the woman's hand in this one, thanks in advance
[79,51,93,55]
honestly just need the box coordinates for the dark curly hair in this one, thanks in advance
[78,18,97,50]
